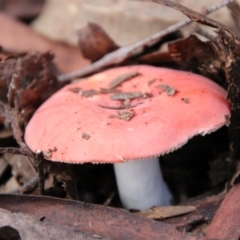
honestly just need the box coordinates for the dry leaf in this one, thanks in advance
[32,0,237,46]
[0,194,199,240]
[0,208,102,240]
[136,206,196,219]
[168,35,224,84]
[206,184,240,239]
[78,22,118,62]
[0,0,44,19]
[0,12,88,73]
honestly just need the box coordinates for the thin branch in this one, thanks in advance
[135,0,239,38]
[36,150,45,195]
[58,0,232,82]
[195,26,217,42]
[0,147,32,155]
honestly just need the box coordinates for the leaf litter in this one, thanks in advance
[0,0,240,239]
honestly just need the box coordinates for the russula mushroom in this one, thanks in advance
[25,65,230,210]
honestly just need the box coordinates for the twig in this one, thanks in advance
[0,147,32,155]
[135,0,239,39]
[57,0,232,82]
[7,74,19,108]
[195,26,217,42]
[36,150,45,195]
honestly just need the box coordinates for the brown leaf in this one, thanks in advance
[138,51,175,65]
[0,51,58,124]
[0,0,44,19]
[78,22,119,62]
[136,206,196,220]
[0,194,198,240]
[168,35,224,84]
[206,184,240,239]
[162,193,225,233]
[0,208,102,240]
[0,12,88,73]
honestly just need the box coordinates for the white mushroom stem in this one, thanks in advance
[113,157,172,211]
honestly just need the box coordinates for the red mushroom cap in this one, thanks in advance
[25,65,230,163]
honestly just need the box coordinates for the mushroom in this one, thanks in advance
[25,65,230,210]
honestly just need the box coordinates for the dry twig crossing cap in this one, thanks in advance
[25,65,230,163]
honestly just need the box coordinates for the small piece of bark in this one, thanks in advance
[83,89,98,97]
[109,72,139,89]
[99,104,138,110]
[159,84,177,96]
[100,88,118,94]
[148,79,156,86]
[82,133,90,140]
[68,87,82,94]
[110,92,143,101]
[216,29,240,158]
[109,110,135,121]
[181,98,189,103]
[36,150,44,195]
[7,74,19,108]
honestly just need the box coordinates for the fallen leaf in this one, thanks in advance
[78,22,118,62]
[0,194,199,240]
[206,184,240,239]
[136,206,196,220]
[0,0,44,19]
[0,12,88,73]
[32,0,237,46]
[0,208,103,240]
[162,193,225,233]
[168,35,224,84]
[0,51,58,124]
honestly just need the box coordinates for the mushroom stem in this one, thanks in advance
[113,157,172,210]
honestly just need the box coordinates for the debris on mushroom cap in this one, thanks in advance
[158,84,177,96]
[24,65,230,163]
